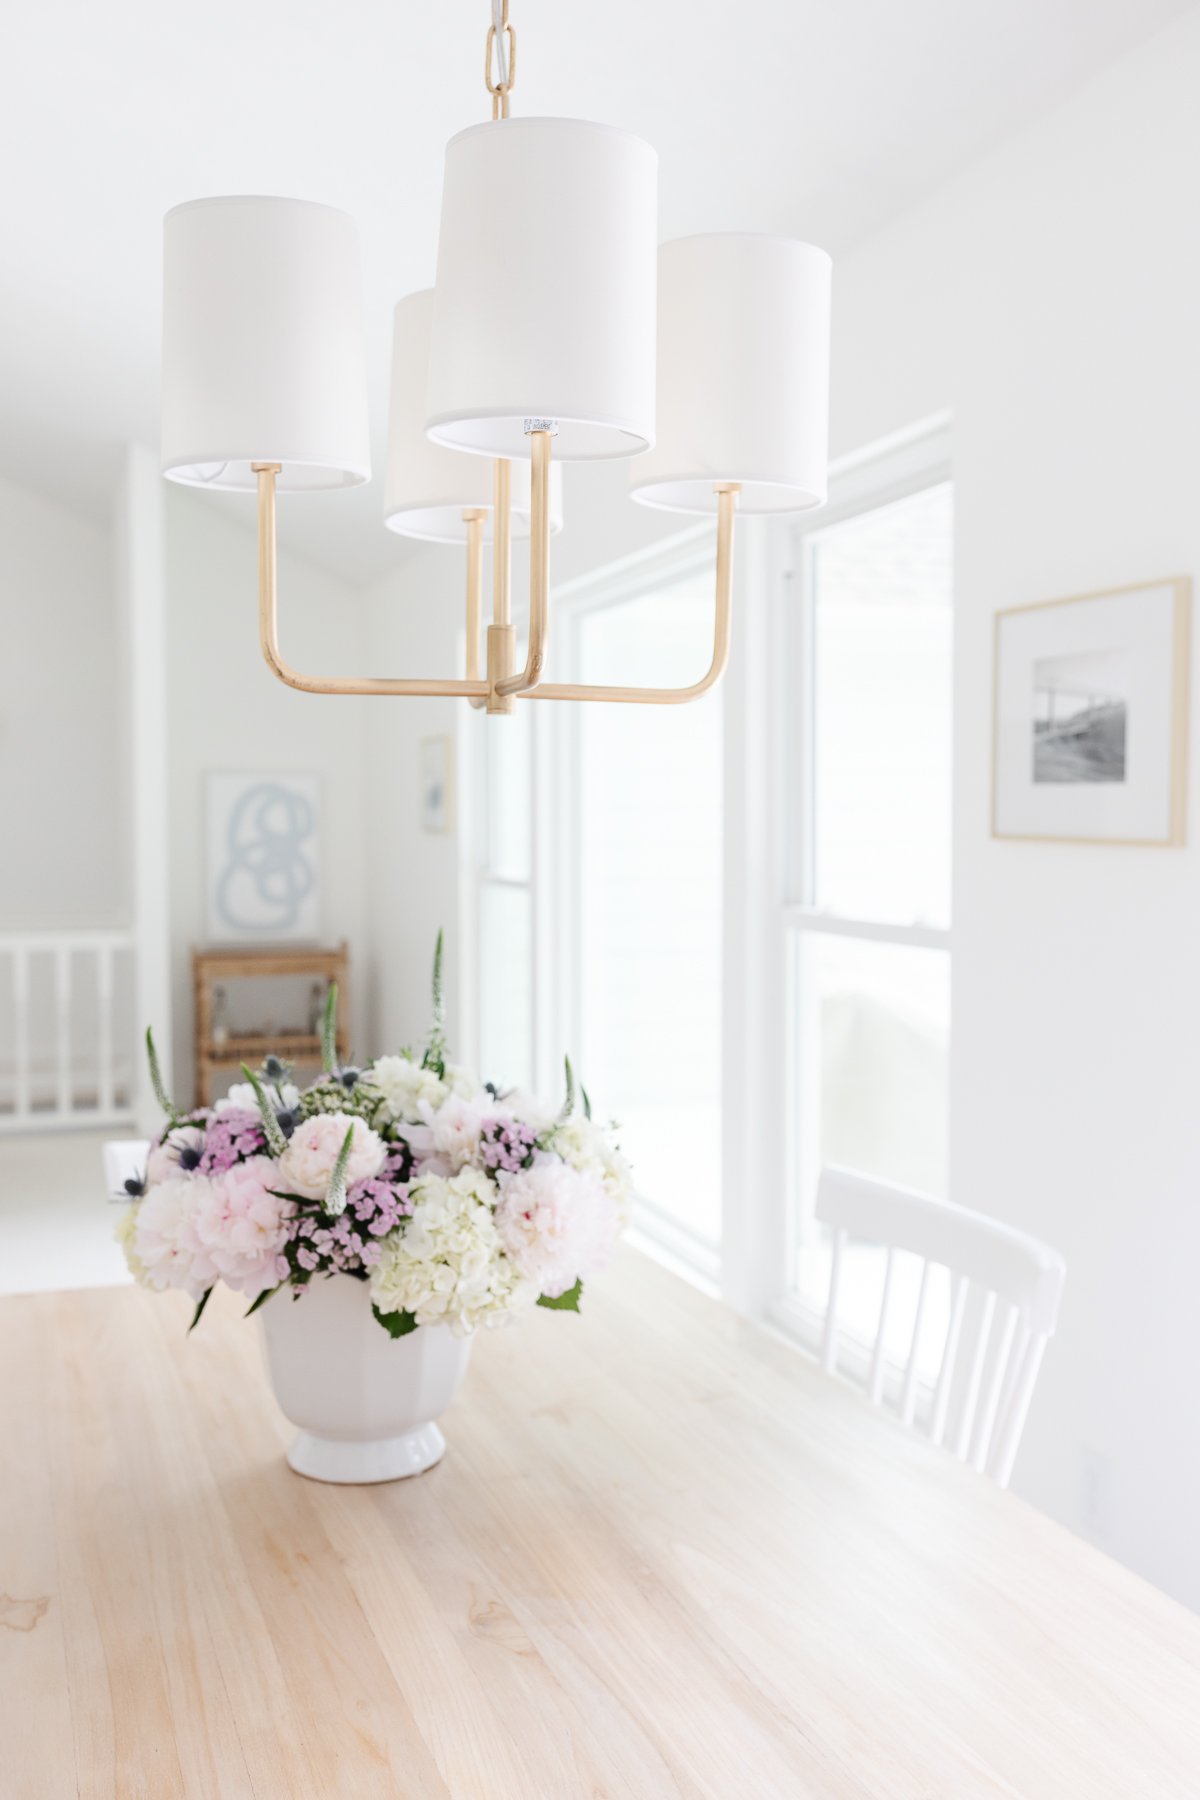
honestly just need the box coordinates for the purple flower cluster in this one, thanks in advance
[478,1116,539,1174]
[287,1149,414,1276]
[200,1108,266,1176]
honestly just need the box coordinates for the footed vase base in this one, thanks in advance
[285,1422,447,1484]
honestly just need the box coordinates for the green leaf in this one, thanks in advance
[243,1286,278,1318]
[321,982,339,1074]
[537,1279,583,1313]
[581,1082,592,1122]
[188,1287,214,1332]
[424,930,447,1075]
[325,1124,356,1218]
[372,1303,419,1339]
[146,1026,179,1125]
[558,1054,576,1122]
[240,1063,289,1158]
[432,928,445,1031]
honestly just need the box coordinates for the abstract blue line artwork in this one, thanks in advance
[206,773,320,942]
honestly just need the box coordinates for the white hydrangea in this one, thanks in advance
[369,1055,449,1123]
[215,1080,299,1115]
[503,1087,557,1134]
[369,1054,482,1126]
[369,1166,537,1336]
[444,1062,480,1100]
[114,1202,150,1286]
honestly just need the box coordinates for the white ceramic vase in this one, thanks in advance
[260,1274,471,1484]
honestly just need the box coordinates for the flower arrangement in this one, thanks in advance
[115,934,631,1339]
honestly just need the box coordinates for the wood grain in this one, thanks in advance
[2,1250,1198,1798]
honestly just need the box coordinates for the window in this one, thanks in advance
[784,473,954,1360]
[468,439,950,1325]
[572,574,724,1267]
[470,538,724,1281]
[474,703,535,1091]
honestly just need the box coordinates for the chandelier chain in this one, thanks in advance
[485,0,516,119]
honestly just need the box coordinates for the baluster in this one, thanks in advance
[900,1259,932,1426]
[990,1332,1048,1489]
[97,944,115,1115]
[55,945,72,1117]
[930,1273,968,1448]
[971,1299,1018,1472]
[868,1247,896,1405]
[954,1289,996,1462]
[994,1316,1030,1453]
[821,1228,847,1375]
[12,946,31,1120]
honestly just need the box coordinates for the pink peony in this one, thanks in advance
[277,1112,386,1201]
[191,1155,290,1299]
[403,1093,487,1176]
[133,1176,214,1300]
[493,1157,619,1298]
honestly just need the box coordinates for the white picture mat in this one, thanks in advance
[993,582,1186,843]
[420,736,454,835]
[205,772,321,942]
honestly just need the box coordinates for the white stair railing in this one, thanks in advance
[0,931,137,1133]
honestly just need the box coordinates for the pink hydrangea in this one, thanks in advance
[277,1111,386,1202]
[133,1175,214,1300]
[191,1155,291,1299]
[201,1108,266,1176]
[478,1114,540,1175]
[493,1157,619,1298]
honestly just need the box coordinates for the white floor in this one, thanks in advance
[0,1128,133,1295]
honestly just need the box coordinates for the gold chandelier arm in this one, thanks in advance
[463,509,487,708]
[528,485,739,704]
[493,426,553,699]
[252,464,489,699]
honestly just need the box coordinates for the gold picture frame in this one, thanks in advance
[991,576,1190,846]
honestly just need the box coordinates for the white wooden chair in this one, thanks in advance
[103,1139,151,1200]
[815,1167,1065,1488]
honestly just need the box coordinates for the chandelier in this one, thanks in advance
[160,3,831,715]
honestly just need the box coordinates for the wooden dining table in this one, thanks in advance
[4,1248,1199,1798]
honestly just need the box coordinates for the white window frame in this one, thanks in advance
[468,521,728,1285]
[464,415,953,1331]
[763,417,954,1348]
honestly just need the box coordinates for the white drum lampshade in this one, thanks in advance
[426,118,657,461]
[630,234,831,515]
[162,196,371,492]
[385,290,563,543]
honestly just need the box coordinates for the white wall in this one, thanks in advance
[361,540,466,1059]
[830,6,1200,1607]
[164,489,373,1101]
[0,473,124,928]
[115,445,173,1126]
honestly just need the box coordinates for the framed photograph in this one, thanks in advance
[205,772,320,941]
[992,578,1190,845]
[420,736,454,835]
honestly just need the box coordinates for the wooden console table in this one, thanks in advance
[3,1251,1199,1796]
[192,941,349,1106]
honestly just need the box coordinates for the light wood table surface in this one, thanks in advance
[4,1250,1199,1798]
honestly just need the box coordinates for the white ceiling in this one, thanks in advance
[0,0,1188,584]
